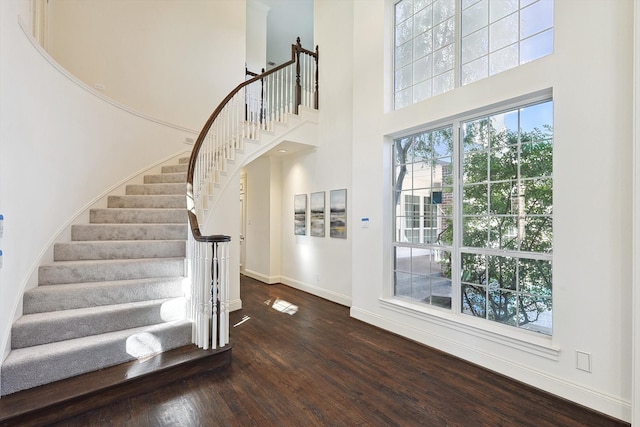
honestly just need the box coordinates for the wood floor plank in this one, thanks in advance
[49,275,628,426]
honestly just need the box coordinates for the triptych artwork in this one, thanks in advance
[294,189,346,238]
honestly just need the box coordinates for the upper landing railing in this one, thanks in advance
[186,38,318,350]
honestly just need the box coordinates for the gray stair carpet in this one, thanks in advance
[1,157,193,396]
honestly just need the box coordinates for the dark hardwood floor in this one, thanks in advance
[51,275,627,427]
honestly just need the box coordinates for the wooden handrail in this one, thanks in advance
[187,37,318,243]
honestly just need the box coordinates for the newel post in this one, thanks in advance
[295,37,302,114]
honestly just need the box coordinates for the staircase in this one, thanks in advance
[1,158,195,397]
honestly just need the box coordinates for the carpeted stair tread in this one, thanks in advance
[90,208,187,224]
[161,164,188,174]
[54,240,186,261]
[71,223,187,241]
[23,277,185,314]
[0,320,193,396]
[144,172,187,184]
[125,183,187,196]
[107,194,186,208]
[12,298,187,349]
[38,257,185,285]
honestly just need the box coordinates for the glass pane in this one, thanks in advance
[395,246,413,272]
[437,215,454,245]
[520,101,553,137]
[414,5,433,34]
[520,0,553,39]
[489,13,518,52]
[396,17,414,47]
[489,0,518,23]
[461,0,488,37]
[463,216,489,247]
[520,28,553,64]
[463,184,488,215]
[489,43,518,75]
[431,249,452,308]
[488,290,516,325]
[396,0,414,24]
[461,253,486,284]
[463,150,488,183]
[462,57,488,86]
[433,128,453,156]
[413,80,432,103]
[433,44,454,75]
[433,18,455,50]
[490,110,519,144]
[519,258,552,296]
[395,271,413,298]
[462,28,489,64]
[522,178,552,215]
[518,296,552,334]
[413,54,433,82]
[394,138,411,165]
[414,31,433,60]
[489,181,514,214]
[487,255,516,290]
[395,65,413,92]
[463,118,490,151]
[433,70,454,96]
[394,217,404,242]
[462,284,487,318]
[489,146,518,181]
[488,215,518,249]
[520,141,552,178]
[434,0,455,24]
[413,165,432,189]
[396,42,413,69]
[395,87,412,109]
[522,216,553,253]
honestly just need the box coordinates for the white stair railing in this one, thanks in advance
[186,38,318,350]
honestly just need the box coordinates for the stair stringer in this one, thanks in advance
[196,106,319,222]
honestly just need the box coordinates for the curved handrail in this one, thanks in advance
[186,37,318,243]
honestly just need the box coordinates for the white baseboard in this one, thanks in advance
[279,276,352,307]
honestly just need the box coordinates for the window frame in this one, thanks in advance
[390,93,553,336]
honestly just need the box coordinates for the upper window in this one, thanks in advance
[394,0,554,109]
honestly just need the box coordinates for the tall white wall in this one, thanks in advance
[0,0,192,365]
[342,0,633,421]
[46,0,246,130]
[275,1,354,306]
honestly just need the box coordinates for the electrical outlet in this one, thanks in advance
[576,350,592,372]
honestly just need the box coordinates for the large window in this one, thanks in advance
[393,99,553,334]
[394,0,554,109]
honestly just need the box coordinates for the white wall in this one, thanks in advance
[46,0,246,130]
[0,0,192,366]
[274,0,354,306]
[343,0,633,421]
[247,0,269,73]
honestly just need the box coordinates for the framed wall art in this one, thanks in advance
[294,194,307,235]
[310,191,325,237]
[330,189,347,238]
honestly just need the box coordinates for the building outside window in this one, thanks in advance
[393,99,553,334]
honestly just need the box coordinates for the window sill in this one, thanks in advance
[379,297,560,361]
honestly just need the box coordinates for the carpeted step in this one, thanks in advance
[125,183,186,196]
[54,240,186,261]
[38,258,185,285]
[23,277,185,314]
[107,194,186,209]
[144,172,187,184]
[0,320,193,396]
[12,298,187,349]
[71,223,187,241]
[161,164,188,174]
[90,208,187,224]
